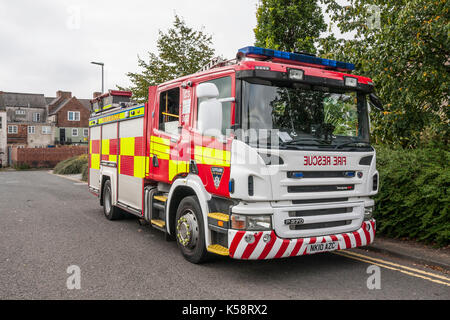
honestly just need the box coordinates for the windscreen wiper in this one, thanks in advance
[282,138,330,146]
[333,141,371,149]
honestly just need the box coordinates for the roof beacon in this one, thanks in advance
[238,46,355,72]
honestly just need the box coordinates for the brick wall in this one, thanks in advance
[10,145,87,168]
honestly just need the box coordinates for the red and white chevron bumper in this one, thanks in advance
[228,219,376,260]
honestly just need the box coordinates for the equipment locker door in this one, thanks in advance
[89,126,101,192]
[117,117,145,210]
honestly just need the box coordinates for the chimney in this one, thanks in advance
[56,91,72,99]
[93,92,102,98]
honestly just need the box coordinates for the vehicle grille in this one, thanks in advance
[287,171,355,178]
[292,198,348,205]
[289,220,352,230]
[273,202,364,238]
[289,207,352,217]
[287,184,354,193]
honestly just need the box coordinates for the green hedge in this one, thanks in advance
[54,154,88,176]
[374,146,450,247]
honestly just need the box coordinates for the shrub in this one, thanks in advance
[81,162,88,182]
[53,154,88,175]
[14,162,31,170]
[374,146,450,247]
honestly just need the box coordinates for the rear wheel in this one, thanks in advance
[175,196,208,264]
[102,180,124,220]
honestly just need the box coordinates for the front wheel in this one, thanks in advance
[175,196,208,264]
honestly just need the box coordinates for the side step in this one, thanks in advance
[150,219,166,229]
[153,195,167,202]
[207,244,229,256]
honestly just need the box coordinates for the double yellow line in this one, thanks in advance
[334,250,450,287]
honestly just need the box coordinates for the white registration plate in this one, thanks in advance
[306,241,338,254]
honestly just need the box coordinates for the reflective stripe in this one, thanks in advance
[134,156,146,178]
[194,146,230,167]
[101,139,109,155]
[90,105,145,126]
[120,137,135,156]
[91,154,100,170]
[168,160,189,181]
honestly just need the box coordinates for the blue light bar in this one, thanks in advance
[238,46,355,71]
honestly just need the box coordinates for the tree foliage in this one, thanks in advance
[119,15,215,102]
[254,0,327,54]
[320,0,449,148]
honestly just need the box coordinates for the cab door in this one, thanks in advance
[149,85,188,183]
[191,74,235,197]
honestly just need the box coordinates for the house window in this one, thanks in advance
[68,111,80,121]
[42,126,51,134]
[72,128,78,136]
[15,110,25,115]
[33,113,41,122]
[83,128,89,137]
[28,126,35,134]
[8,125,18,134]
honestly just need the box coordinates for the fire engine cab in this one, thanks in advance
[88,46,381,263]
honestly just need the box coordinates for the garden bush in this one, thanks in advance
[374,145,449,247]
[81,162,88,182]
[53,154,88,175]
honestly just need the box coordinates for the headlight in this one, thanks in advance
[231,214,272,231]
[364,206,374,220]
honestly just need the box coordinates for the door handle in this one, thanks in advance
[152,155,159,167]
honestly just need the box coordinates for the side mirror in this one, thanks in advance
[197,83,219,99]
[369,93,384,111]
[197,83,222,137]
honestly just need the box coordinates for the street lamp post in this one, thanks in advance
[90,61,104,93]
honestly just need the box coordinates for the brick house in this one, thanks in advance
[0,92,55,149]
[47,91,90,145]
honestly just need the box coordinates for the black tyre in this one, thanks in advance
[102,180,124,220]
[175,196,208,264]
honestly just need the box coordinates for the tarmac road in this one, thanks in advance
[0,170,449,300]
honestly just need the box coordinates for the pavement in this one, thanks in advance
[363,236,450,272]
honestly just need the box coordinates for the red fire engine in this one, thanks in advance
[88,46,381,263]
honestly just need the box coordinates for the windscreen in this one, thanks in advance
[241,80,371,151]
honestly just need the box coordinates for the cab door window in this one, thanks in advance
[159,87,180,135]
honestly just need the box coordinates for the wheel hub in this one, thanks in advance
[176,210,199,248]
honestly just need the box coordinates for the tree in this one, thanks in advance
[119,15,215,102]
[320,0,449,148]
[254,0,327,54]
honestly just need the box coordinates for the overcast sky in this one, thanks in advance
[0,0,346,99]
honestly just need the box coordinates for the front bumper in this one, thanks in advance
[227,219,376,260]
